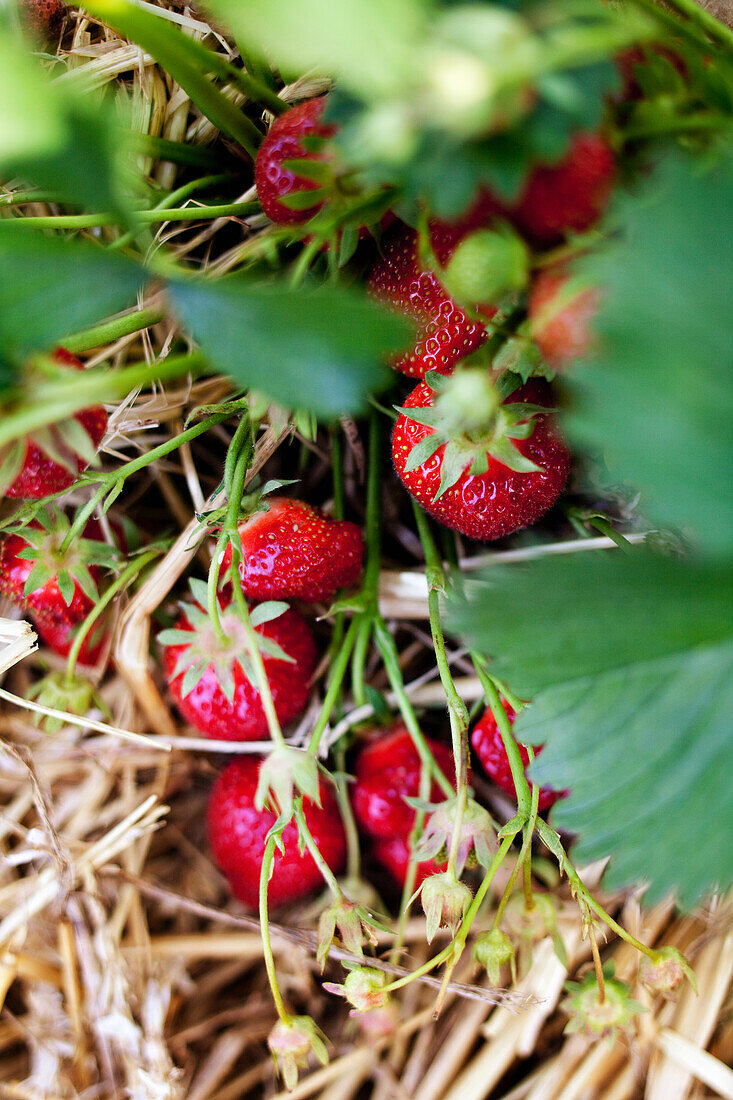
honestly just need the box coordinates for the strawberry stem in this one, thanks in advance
[64,547,161,682]
[259,832,291,1026]
[493,780,540,931]
[472,657,533,822]
[63,306,165,354]
[58,407,239,555]
[294,801,343,899]
[411,504,471,878]
[307,614,361,755]
[588,923,606,1004]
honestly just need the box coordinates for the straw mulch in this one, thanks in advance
[1,6,732,1098]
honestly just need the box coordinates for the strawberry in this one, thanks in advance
[255,98,334,226]
[222,497,364,603]
[0,509,117,628]
[528,268,599,368]
[510,133,616,248]
[367,215,500,379]
[2,349,108,500]
[372,836,447,891]
[207,756,346,908]
[160,586,317,741]
[351,723,455,840]
[20,0,66,40]
[392,372,570,541]
[472,700,566,812]
[34,614,108,666]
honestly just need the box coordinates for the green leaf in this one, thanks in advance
[82,0,261,155]
[0,228,147,379]
[250,601,290,628]
[447,551,733,906]
[169,277,405,418]
[568,150,733,555]
[0,30,130,218]
[202,0,426,98]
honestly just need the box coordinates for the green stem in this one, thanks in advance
[307,614,362,755]
[64,548,160,680]
[260,833,291,1024]
[660,0,733,49]
[63,306,165,354]
[460,832,519,941]
[9,201,259,230]
[373,617,453,799]
[0,190,62,206]
[295,802,343,897]
[334,746,362,881]
[0,352,207,452]
[585,515,634,552]
[350,614,372,709]
[390,759,431,964]
[474,659,533,821]
[58,407,235,554]
[218,420,288,748]
[493,780,540,929]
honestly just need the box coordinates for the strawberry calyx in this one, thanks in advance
[411,795,497,875]
[7,507,118,607]
[158,579,294,703]
[397,368,550,500]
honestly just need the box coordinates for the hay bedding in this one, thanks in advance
[0,5,731,1099]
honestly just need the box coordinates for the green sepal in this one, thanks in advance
[157,628,197,647]
[250,600,289,628]
[73,565,100,604]
[57,571,75,607]
[434,442,474,499]
[23,562,53,597]
[188,577,210,608]
[402,432,444,474]
[180,659,209,699]
[278,187,327,211]
[0,443,25,496]
[280,157,332,184]
[487,435,543,474]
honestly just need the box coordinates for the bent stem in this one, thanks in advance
[473,657,533,822]
[493,780,540,930]
[294,802,343,899]
[260,834,291,1025]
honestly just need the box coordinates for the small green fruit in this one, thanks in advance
[443,228,529,305]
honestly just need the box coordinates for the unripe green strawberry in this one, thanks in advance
[443,228,529,306]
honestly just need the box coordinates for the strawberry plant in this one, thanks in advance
[0,0,731,1094]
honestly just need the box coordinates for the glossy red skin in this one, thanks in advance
[207,757,346,908]
[0,517,110,628]
[351,724,456,841]
[529,269,599,368]
[255,98,334,226]
[367,207,500,379]
[471,701,566,812]
[33,613,107,665]
[510,133,616,249]
[372,836,446,891]
[392,379,570,542]
[6,349,108,500]
[162,604,317,741]
[223,498,364,602]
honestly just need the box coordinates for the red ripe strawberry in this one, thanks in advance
[20,0,66,40]
[3,349,107,500]
[0,509,117,628]
[222,498,364,603]
[351,723,455,840]
[367,218,498,380]
[472,700,566,812]
[528,268,599,368]
[255,98,334,226]
[207,756,346,908]
[34,614,108,666]
[160,588,317,741]
[510,133,616,248]
[392,373,570,541]
[372,836,447,891]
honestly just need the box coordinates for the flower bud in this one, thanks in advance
[416,796,497,876]
[639,947,696,999]
[324,966,390,1014]
[420,872,472,943]
[268,1015,328,1091]
[562,965,645,1041]
[317,896,383,970]
[473,927,516,984]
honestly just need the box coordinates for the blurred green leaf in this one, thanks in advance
[82,0,262,156]
[448,551,733,905]
[202,0,426,97]
[0,30,129,217]
[0,227,147,382]
[169,276,408,417]
[569,151,733,554]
